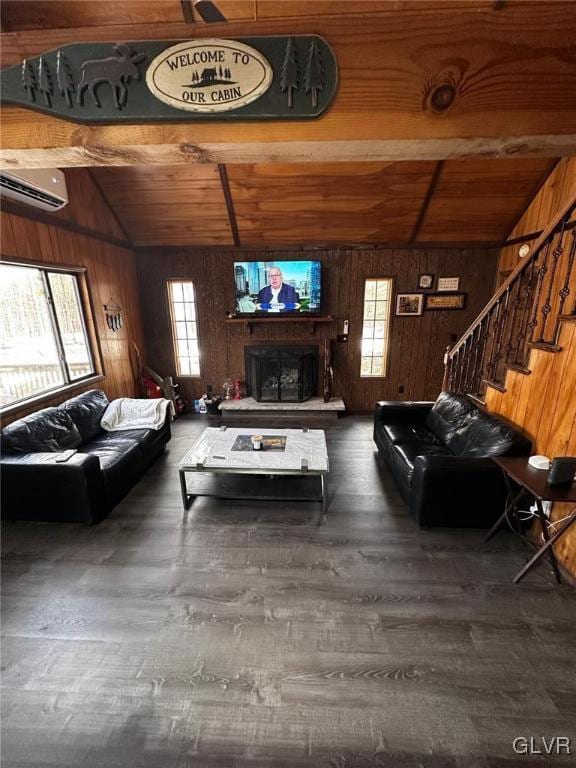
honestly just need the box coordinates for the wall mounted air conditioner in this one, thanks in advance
[0,169,68,211]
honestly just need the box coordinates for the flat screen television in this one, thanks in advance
[234,260,322,315]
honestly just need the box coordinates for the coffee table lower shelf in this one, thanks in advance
[179,468,327,519]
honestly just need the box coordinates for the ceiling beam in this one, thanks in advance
[134,241,502,254]
[409,161,444,243]
[1,4,576,165]
[193,1,227,23]
[180,0,195,23]
[218,163,241,247]
[2,134,574,170]
[87,168,133,246]
[505,159,559,239]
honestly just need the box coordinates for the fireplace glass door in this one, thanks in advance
[245,346,318,403]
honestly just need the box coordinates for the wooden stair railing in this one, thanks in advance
[443,197,576,402]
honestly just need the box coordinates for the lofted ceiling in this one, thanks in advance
[2,1,575,172]
[92,158,556,248]
[0,0,567,249]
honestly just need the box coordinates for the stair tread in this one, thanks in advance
[483,378,507,393]
[559,314,576,322]
[506,363,532,375]
[528,341,562,352]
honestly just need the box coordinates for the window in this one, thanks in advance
[360,278,393,377]
[167,280,200,376]
[0,262,96,408]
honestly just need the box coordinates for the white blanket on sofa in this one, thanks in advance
[100,398,174,432]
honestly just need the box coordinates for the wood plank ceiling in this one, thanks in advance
[91,158,555,247]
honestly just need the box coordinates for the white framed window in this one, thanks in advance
[0,262,96,409]
[360,278,393,378]
[167,280,200,376]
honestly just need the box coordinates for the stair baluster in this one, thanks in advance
[486,297,504,384]
[478,307,496,398]
[505,274,523,364]
[513,254,539,368]
[470,317,487,396]
[445,199,575,400]
[556,227,576,324]
[537,218,567,343]
[527,235,553,344]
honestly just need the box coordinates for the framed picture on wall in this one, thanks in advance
[437,276,460,292]
[396,293,424,316]
[418,273,434,290]
[425,293,466,311]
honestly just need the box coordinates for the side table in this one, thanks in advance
[486,456,576,584]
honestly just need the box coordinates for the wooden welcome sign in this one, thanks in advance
[0,36,338,123]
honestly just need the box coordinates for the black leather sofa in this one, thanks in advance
[373,392,532,528]
[1,389,171,525]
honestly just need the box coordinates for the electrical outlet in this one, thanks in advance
[529,500,552,518]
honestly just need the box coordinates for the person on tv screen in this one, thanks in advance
[257,267,299,309]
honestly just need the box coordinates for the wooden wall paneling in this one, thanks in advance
[46,167,128,244]
[135,245,498,411]
[1,211,16,253]
[485,323,576,576]
[542,325,576,575]
[1,181,144,424]
[498,158,576,274]
[3,5,576,167]
[546,327,576,458]
[535,323,576,453]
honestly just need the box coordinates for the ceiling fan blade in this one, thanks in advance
[194,0,227,22]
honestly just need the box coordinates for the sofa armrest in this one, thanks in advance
[409,455,511,527]
[374,401,434,426]
[0,452,108,524]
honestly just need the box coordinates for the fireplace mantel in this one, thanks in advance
[226,315,335,335]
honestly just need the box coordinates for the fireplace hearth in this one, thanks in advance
[245,346,318,403]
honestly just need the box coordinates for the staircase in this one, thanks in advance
[444,198,576,402]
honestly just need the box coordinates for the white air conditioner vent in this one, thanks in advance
[0,169,68,211]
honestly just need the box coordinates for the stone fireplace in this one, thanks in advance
[245,345,319,403]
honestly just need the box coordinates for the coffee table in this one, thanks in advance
[178,426,329,519]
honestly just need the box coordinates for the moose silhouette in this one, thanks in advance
[77,43,145,109]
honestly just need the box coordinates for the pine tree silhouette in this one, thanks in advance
[219,65,223,79]
[280,37,299,108]
[22,59,37,102]
[304,39,324,108]
[56,51,75,107]
[38,56,53,107]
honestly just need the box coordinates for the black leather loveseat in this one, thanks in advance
[374,392,531,528]
[1,389,171,525]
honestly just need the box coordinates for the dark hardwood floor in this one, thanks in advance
[2,415,575,768]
